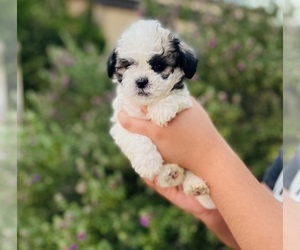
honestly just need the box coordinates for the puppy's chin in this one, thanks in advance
[131,93,156,106]
[121,87,157,106]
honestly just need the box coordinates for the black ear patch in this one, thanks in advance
[181,50,198,79]
[107,50,117,78]
[172,38,198,79]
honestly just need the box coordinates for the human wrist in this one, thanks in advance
[194,208,241,250]
[182,128,230,175]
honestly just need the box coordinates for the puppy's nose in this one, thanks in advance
[136,78,149,89]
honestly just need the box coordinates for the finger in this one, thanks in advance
[140,106,148,114]
[143,178,167,193]
[143,178,156,188]
[143,178,166,192]
[118,110,151,136]
[144,178,180,199]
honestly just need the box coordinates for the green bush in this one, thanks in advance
[19,38,219,249]
[18,0,105,92]
[18,1,282,249]
[0,121,17,250]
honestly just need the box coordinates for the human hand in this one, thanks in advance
[118,98,227,174]
[143,178,240,249]
[143,178,220,223]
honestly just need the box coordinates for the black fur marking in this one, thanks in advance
[149,55,168,73]
[161,73,170,80]
[116,72,123,83]
[171,76,185,90]
[148,37,198,79]
[181,50,198,79]
[172,38,198,79]
[115,58,135,83]
[107,50,117,78]
[117,58,134,69]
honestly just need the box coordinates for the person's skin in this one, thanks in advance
[118,98,283,250]
[143,178,240,249]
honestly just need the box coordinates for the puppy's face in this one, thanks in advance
[107,20,198,106]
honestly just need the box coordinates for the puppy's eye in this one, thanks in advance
[122,61,131,69]
[118,59,132,70]
[152,63,167,73]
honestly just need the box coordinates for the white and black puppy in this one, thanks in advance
[108,20,215,209]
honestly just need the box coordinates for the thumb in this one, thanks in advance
[118,110,151,136]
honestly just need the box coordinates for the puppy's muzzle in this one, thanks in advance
[136,78,149,89]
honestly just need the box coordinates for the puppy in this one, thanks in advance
[107,20,215,209]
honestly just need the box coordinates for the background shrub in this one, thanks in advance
[18,0,105,92]
[18,1,282,249]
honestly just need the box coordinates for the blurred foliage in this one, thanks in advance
[19,37,217,250]
[0,121,17,250]
[18,0,282,249]
[18,0,105,93]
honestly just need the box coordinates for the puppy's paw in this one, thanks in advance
[146,110,177,127]
[182,170,210,196]
[147,102,179,126]
[182,171,216,209]
[156,164,185,187]
[184,181,210,196]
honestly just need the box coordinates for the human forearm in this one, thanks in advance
[144,178,240,249]
[193,143,282,250]
[118,99,283,249]
[196,209,240,249]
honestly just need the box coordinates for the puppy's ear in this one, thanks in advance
[173,38,198,79]
[107,50,117,78]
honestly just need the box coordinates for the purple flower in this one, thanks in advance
[77,232,86,241]
[237,61,246,71]
[62,76,71,87]
[63,54,74,67]
[32,173,41,183]
[248,53,257,61]
[207,39,217,49]
[203,15,214,25]
[218,92,228,102]
[49,70,57,82]
[223,51,233,61]
[192,30,200,40]
[140,215,150,228]
[137,11,144,18]
[232,43,241,52]
[69,243,78,250]
[91,97,103,106]
[233,9,244,20]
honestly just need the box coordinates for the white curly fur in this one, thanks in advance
[109,20,215,209]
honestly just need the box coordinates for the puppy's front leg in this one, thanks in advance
[147,94,192,127]
[110,122,162,180]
